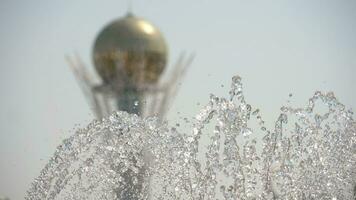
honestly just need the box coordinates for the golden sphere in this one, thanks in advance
[93,13,168,85]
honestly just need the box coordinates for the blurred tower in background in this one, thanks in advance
[68,12,193,119]
[67,11,192,199]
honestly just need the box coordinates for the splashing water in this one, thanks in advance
[26,76,356,199]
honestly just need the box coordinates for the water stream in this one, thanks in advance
[26,76,356,199]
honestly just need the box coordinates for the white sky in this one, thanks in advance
[0,0,355,199]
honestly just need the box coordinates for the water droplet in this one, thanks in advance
[252,109,260,115]
[241,128,252,137]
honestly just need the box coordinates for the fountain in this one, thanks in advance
[26,75,356,199]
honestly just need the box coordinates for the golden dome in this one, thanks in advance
[93,13,168,85]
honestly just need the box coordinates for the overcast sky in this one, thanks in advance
[0,0,355,199]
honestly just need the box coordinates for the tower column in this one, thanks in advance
[117,86,141,115]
